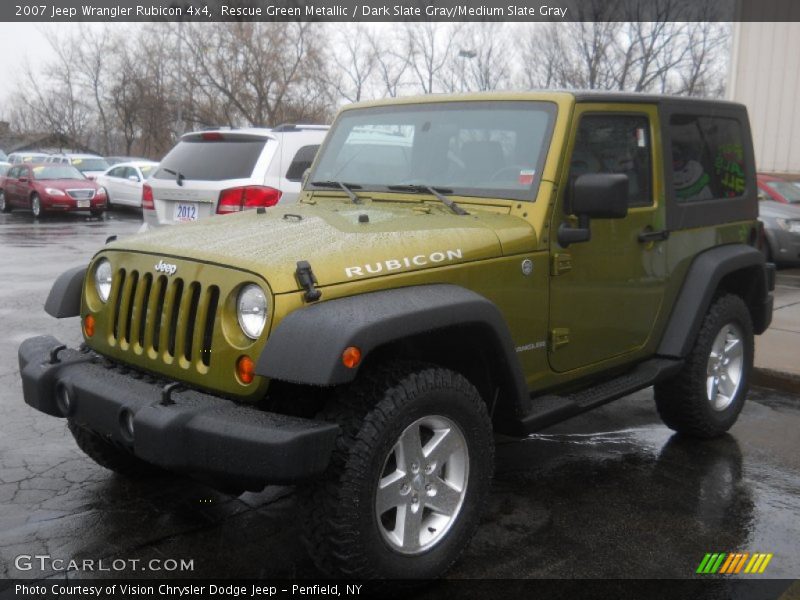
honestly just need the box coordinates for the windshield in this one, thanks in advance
[766,181,800,203]
[33,165,85,180]
[154,137,267,181]
[310,101,557,201]
[71,158,109,172]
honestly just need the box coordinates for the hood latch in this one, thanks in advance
[295,260,322,302]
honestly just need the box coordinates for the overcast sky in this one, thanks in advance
[0,22,113,116]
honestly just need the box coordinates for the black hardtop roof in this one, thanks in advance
[570,90,744,110]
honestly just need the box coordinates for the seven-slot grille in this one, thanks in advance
[67,189,96,200]
[109,268,220,368]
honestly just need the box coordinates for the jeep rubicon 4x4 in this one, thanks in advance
[19,92,774,579]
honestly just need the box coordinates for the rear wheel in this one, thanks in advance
[31,194,43,218]
[0,190,10,213]
[301,362,494,579]
[68,420,161,477]
[654,294,754,438]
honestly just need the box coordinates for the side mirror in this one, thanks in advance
[18,177,28,183]
[558,173,629,247]
[572,173,629,218]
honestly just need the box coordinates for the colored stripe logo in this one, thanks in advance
[697,552,773,574]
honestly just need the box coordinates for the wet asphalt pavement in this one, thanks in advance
[0,208,798,582]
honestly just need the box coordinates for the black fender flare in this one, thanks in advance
[658,244,772,358]
[44,265,87,318]
[257,283,529,400]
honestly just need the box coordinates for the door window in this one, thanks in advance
[570,114,653,207]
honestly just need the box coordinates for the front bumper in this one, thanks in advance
[19,336,338,487]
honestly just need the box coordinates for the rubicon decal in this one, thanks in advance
[696,552,773,574]
[345,249,463,278]
[154,260,177,276]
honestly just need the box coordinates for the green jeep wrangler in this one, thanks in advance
[20,92,774,579]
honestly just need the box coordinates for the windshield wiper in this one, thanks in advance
[162,167,185,187]
[310,180,362,204]
[386,184,469,216]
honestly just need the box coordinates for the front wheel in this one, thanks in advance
[655,294,754,438]
[31,194,43,218]
[301,362,494,579]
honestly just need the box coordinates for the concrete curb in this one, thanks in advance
[753,367,800,396]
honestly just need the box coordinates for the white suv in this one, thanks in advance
[142,125,328,228]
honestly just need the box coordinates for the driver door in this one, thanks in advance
[548,105,668,373]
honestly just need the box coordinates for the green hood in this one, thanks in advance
[114,200,536,293]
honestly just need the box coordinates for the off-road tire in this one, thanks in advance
[67,420,161,477]
[654,294,754,438]
[0,190,10,213]
[300,362,494,579]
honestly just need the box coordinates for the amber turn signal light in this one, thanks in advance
[237,355,255,384]
[341,346,362,369]
[83,314,95,337]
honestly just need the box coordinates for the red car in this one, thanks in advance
[757,173,800,204]
[0,163,107,218]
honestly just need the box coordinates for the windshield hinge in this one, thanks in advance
[551,253,573,276]
[550,328,570,350]
[296,261,322,302]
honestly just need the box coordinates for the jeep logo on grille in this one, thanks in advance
[154,260,177,276]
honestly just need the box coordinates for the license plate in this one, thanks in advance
[174,202,198,222]
[77,200,90,208]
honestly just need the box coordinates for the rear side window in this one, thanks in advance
[669,115,747,202]
[154,137,267,181]
[285,145,320,182]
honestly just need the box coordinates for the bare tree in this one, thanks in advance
[329,25,377,103]
[180,22,332,127]
[443,24,512,92]
[370,29,411,98]
[405,23,459,94]
[71,26,114,154]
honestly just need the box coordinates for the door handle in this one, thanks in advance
[638,228,670,243]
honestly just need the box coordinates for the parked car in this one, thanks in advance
[0,161,11,197]
[757,173,800,204]
[46,154,110,180]
[105,156,151,166]
[759,199,800,266]
[96,161,159,209]
[0,163,107,218]
[7,152,50,164]
[22,92,773,579]
[142,124,328,228]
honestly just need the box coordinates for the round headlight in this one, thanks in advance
[94,259,112,303]
[237,284,267,339]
